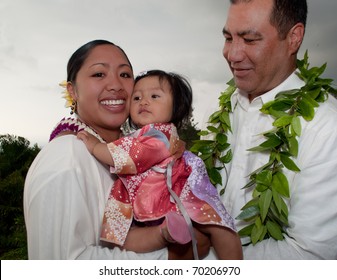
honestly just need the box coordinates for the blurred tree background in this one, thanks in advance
[0,134,40,259]
[0,120,199,260]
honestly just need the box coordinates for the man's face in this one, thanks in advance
[222,0,293,100]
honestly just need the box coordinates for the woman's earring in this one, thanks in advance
[70,101,77,115]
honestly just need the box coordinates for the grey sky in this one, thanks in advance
[1,0,336,146]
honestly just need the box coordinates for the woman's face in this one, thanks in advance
[68,44,134,141]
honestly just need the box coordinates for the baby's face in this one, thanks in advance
[130,76,173,127]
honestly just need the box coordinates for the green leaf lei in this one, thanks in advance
[191,51,337,245]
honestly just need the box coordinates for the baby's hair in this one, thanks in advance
[134,70,193,129]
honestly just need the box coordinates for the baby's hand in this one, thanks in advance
[170,139,186,159]
[77,130,100,154]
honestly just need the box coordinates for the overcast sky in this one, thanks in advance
[1,0,336,147]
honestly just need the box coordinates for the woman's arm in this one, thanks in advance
[121,226,167,252]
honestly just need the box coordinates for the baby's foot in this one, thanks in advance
[160,211,191,244]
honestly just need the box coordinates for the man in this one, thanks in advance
[205,0,337,259]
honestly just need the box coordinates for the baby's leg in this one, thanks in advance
[195,224,243,260]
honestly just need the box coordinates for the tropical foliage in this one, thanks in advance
[0,134,40,259]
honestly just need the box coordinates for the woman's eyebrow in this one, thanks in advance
[89,63,132,69]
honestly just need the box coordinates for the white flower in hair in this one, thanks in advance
[136,70,148,78]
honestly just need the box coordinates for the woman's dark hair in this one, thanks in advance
[67,39,133,83]
[134,70,193,129]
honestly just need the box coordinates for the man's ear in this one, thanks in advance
[287,22,305,55]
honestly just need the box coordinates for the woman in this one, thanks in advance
[24,40,209,259]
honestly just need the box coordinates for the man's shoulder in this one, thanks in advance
[316,94,337,117]
[303,94,337,134]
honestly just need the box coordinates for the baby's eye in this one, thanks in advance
[133,96,141,101]
[151,94,160,99]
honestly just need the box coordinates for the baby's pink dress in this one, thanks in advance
[100,123,236,246]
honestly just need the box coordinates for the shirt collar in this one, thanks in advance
[231,71,305,111]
